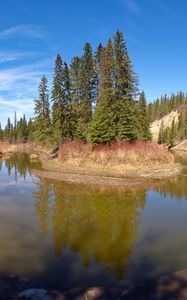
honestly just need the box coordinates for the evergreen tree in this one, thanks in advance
[158,120,164,144]
[52,54,64,142]
[114,30,138,98]
[170,118,176,146]
[118,97,138,141]
[52,55,73,142]
[88,39,115,144]
[34,76,51,144]
[88,102,115,145]
[77,43,95,140]
[13,111,17,142]
[138,91,152,141]
[113,30,138,141]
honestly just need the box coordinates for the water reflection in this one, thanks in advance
[1,153,187,289]
[33,178,146,280]
[1,153,41,181]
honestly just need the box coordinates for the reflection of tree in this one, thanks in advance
[33,178,51,235]
[153,174,187,201]
[4,154,41,180]
[34,179,146,279]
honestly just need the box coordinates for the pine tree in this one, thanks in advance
[52,55,73,142]
[170,118,176,146]
[114,30,138,99]
[77,43,95,140]
[95,43,104,101]
[88,39,115,144]
[138,91,152,141]
[118,97,138,141]
[13,111,17,142]
[88,102,115,145]
[34,76,51,144]
[52,54,64,142]
[113,30,138,141]
[158,120,164,144]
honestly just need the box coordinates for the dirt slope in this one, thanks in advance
[150,110,179,141]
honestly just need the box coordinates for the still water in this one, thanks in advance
[0,153,187,290]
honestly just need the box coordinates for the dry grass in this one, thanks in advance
[58,141,174,167]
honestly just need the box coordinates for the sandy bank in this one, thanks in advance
[172,139,187,151]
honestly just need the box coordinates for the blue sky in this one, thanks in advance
[0,0,187,125]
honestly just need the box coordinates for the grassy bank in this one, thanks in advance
[0,141,182,185]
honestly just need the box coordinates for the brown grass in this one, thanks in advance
[58,141,174,167]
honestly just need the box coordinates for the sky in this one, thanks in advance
[0,0,187,126]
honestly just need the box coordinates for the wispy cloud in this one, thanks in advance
[123,0,142,15]
[0,25,44,39]
[0,59,53,126]
[0,52,40,64]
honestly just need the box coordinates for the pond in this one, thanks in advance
[0,152,187,290]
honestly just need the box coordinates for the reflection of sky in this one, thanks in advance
[125,189,187,284]
[1,156,187,289]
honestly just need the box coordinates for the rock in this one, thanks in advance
[0,151,3,158]
[16,288,52,300]
[47,146,59,160]
[30,154,39,160]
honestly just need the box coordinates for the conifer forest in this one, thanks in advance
[1,31,152,145]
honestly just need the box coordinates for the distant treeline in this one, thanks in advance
[148,91,187,145]
[157,107,187,146]
[148,91,187,122]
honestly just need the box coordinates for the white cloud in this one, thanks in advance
[124,0,142,15]
[0,59,53,126]
[0,25,44,39]
[0,52,39,64]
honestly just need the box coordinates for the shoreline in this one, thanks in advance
[0,142,183,187]
[2,268,187,299]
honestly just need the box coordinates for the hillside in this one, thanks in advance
[150,110,179,141]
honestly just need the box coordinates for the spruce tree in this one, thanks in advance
[77,43,95,140]
[88,39,115,144]
[52,54,64,142]
[113,30,138,141]
[138,91,152,141]
[170,118,176,146]
[158,120,164,144]
[88,102,115,145]
[52,55,73,142]
[34,76,51,144]
[118,97,138,141]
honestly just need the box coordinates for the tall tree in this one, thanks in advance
[138,91,152,141]
[158,120,164,144]
[34,76,51,144]
[77,43,95,140]
[113,30,138,141]
[88,39,116,144]
[52,55,73,142]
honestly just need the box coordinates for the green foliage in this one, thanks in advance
[158,120,164,144]
[88,102,116,145]
[117,98,138,141]
[52,55,74,143]
[1,30,170,146]
[148,91,187,122]
[138,92,152,141]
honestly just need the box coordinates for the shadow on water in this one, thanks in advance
[0,152,187,290]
